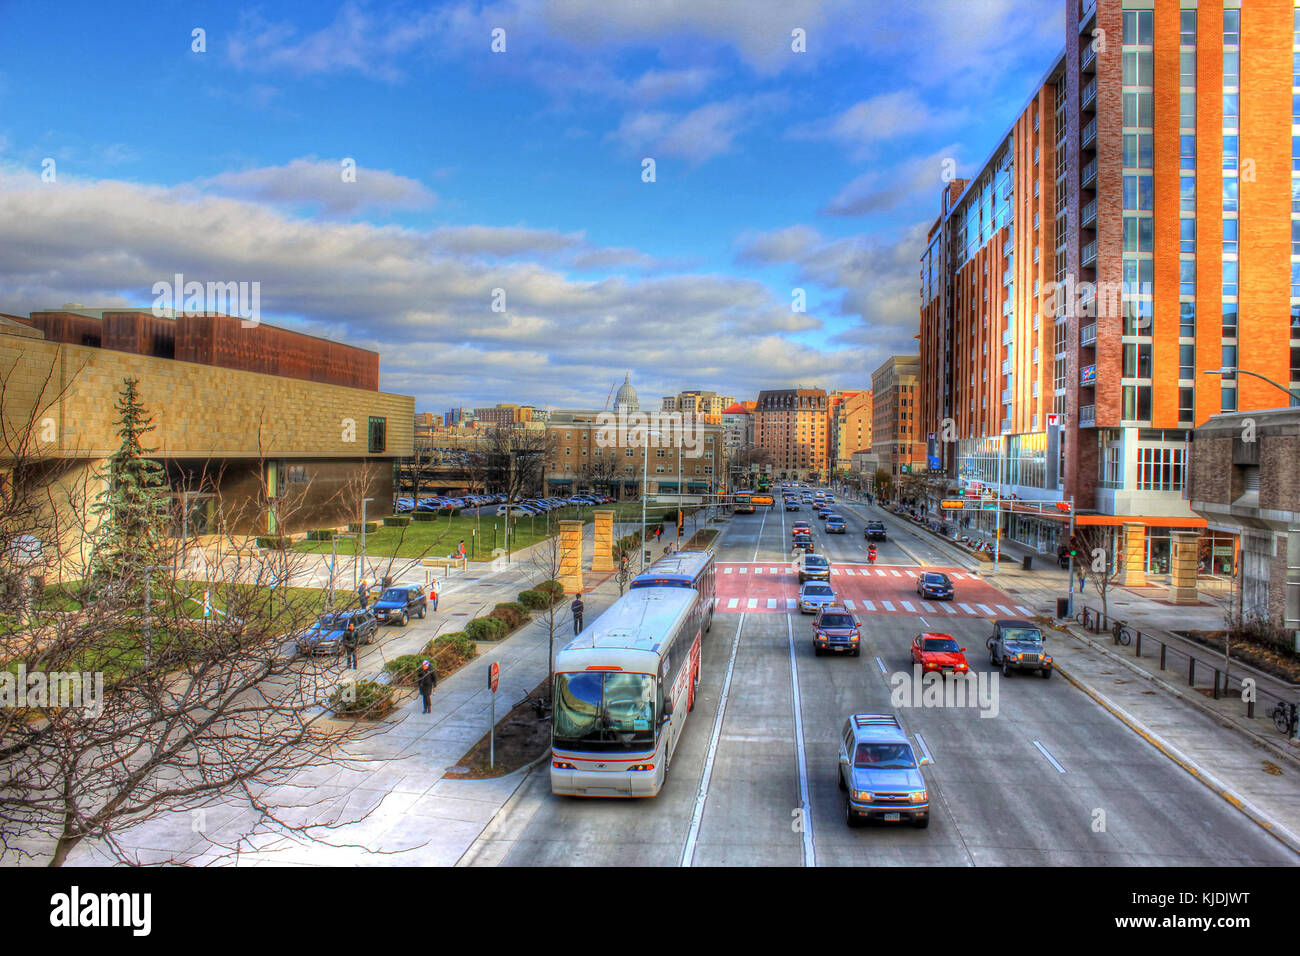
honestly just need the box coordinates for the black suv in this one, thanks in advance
[296,609,378,656]
[372,584,428,626]
[864,521,887,541]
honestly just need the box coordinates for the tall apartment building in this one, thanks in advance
[828,389,874,473]
[753,388,830,480]
[872,357,923,479]
[660,389,735,423]
[919,0,1300,571]
[720,401,754,452]
[473,403,535,426]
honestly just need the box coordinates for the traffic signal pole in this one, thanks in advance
[1067,495,1076,619]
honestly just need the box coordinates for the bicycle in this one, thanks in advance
[515,694,552,721]
[1270,700,1298,737]
[1112,619,1132,646]
[1074,608,1091,629]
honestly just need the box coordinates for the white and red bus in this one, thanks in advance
[630,549,715,634]
[550,587,703,797]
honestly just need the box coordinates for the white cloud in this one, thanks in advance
[791,90,962,158]
[201,157,437,216]
[607,94,785,164]
[822,144,962,218]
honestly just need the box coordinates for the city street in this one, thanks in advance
[485,500,1299,866]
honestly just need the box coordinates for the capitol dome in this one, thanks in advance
[613,372,639,412]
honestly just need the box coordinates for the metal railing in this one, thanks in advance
[1081,240,1097,267]
[1081,322,1097,346]
[1080,198,1097,228]
[1081,158,1097,189]
[1070,603,1300,740]
[1079,404,1096,427]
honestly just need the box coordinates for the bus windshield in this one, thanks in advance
[553,671,657,752]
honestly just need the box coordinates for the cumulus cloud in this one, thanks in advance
[791,90,962,158]
[201,157,437,216]
[607,94,785,164]
[822,144,962,218]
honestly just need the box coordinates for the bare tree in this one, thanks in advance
[528,532,573,691]
[1,369,403,866]
[580,455,619,497]
[1075,525,1123,624]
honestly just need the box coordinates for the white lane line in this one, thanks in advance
[918,616,929,627]
[682,613,745,867]
[874,656,887,675]
[726,598,739,609]
[746,597,757,609]
[750,507,768,563]
[958,603,975,615]
[1033,740,1067,774]
[882,600,895,612]
[976,603,995,616]
[1015,605,1033,616]
[843,600,856,610]
[914,733,935,765]
[901,600,916,613]
[786,615,816,868]
[766,598,776,609]
[862,599,876,611]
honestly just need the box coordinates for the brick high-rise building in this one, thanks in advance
[753,388,829,481]
[829,389,873,473]
[661,389,735,424]
[919,0,1300,571]
[872,358,923,481]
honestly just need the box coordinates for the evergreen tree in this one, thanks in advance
[89,378,170,593]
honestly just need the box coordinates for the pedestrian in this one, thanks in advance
[571,594,585,634]
[428,576,439,611]
[1077,568,1086,592]
[357,579,369,609]
[417,659,437,713]
[342,621,359,669]
[456,539,466,560]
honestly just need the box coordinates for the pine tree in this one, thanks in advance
[89,378,170,594]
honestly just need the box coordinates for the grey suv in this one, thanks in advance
[838,713,932,828]
[987,618,1053,678]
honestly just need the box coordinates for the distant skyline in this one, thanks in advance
[0,0,1063,409]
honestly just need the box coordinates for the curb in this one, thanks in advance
[454,751,550,868]
[1062,622,1300,772]
[1053,656,1300,858]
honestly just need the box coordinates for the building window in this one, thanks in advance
[1180,301,1196,337]
[1223,259,1238,298]
[367,417,386,454]
[1180,217,1196,254]
[1122,385,1153,422]
[1223,218,1238,255]
[1222,303,1238,339]
[1136,446,1186,492]
[1179,344,1195,380]
[1179,387,1195,422]
[1223,9,1239,47]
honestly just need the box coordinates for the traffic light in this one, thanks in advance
[676,509,685,537]
[1068,535,1079,558]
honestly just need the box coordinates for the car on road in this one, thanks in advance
[295,609,378,656]
[792,533,815,554]
[825,494,836,503]
[825,515,846,533]
[816,507,833,520]
[813,605,861,656]
[372,584,428,626]
[838,713,931,828]
[915,571,954,601]
[798,580,837,614]
[909,632,969,674]
[864,520,887,541]
[795,552,831,583]
[987,618,1053,678]
[791,520,812,537]
[785,499,801,511]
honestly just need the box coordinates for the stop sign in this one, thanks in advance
[489,661,499,693]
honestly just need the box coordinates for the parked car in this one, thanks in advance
[813,605,861,656]
[910,632,969,674]
[987,619,1053,678]
[915,571,954,601]
[372,584,428,626]
[795,552,831,583]
[799,580,837,614]
[296,609,377,656]
[838,713,931,828]
[825,515,846,533]
[864,521,887,541]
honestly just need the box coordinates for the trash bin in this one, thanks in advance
[1022,555,1033,571]
[1056,597,1069,619]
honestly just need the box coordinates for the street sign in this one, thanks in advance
[981,503,999,511]
[489,661,500,693]
[1046,412,1060,428]
[940,498,967,510]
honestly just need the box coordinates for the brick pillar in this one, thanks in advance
[591,509,614,571]
[558,520,583,595]
[1121,522,1146,586]
[1168,530,1200,606]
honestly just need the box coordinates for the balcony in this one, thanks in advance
[1003,269,1014,286]
[1081,42,1097,74]
[1081,158,1097,190]
[1081,240,1097,268]
[1079,404,1096,428]
[1081,322,1097,347]
[1081,117,1097,151]
[1001,389,1012,404]
[1002,328,1013,346]
[1001,418,1013,434]
[1002,300,1013,316]
[1081,78,1097,113]
[1004,239,1014,257]
[1080,198,1097,229]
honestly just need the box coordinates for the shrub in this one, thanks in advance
[537,580,565,604]
[425,631,477,676]
[500,600,529,621]
[466,616,507,642]
[383,516,412,527]
[328,679,395,718]
[413,512,436,522]
[518,589,548,610]
[347,522,379,533]
[256,536,290,550]
[489,602,527,628]
[382,654,424,685]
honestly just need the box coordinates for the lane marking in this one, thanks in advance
[726,598,739,609]
[958,603,975,615]
[766,598,776,609]
[843,600,856,610]
[1033,740,1067,774]
[996,604,1014,616]
[874,656,887,675]
[786,614,816,868]
[786,598,797,609]
[755,567,763,574]
[844,568,856,576]
[976,603,995,616]
[875,569,886,577]
[681,613,745,867]
[739,567,747,574]
[746,597,757,609]
[890,570,901,577]
[724,566,733,574]
[750,507,768,563]
[918,616,929,627]
[862,599,875,611]
[1015,605,1033,616]
[914,733,935,765]
[901,600,916,612]
[940,603,956,614]
[920,601,935,613]
[882,600,895,612]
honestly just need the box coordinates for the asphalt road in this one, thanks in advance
[492,494,1299,866]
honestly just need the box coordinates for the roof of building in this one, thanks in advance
[613,372,639,410]
[721,402,751,415]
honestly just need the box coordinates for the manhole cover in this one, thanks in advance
[453,612,469,617]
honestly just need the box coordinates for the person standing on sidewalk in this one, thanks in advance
[416,660,437,713]
[571,594,585,634]
[357,579,370,609]
[342,621,359,669]
[428,576,440,612]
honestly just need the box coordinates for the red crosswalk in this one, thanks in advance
[714,562,1034,618]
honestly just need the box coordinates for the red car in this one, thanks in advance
[910,632,969,674]
[791,521,812,537]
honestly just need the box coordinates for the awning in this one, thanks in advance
[688,481,709,489]
[656,481,679,490]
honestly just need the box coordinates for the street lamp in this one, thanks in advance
[1202,367,1300,404]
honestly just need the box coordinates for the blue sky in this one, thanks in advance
[0,0,1063,412]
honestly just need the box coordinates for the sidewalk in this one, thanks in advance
[53,526,614,867]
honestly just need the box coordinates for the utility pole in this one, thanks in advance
[993,433,1005,573]
[360,497,374,587]
[1067,496,1076,618]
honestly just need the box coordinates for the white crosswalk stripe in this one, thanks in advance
[863,599,876,611]
[940,603,956,614]
[905,570,917,577]
[769,568,779,574]
[754,567,763,574]
[843,600,856,610]
[882,600,895,612]
[844,568,855,575]
[976,603,995,615]
[920,602,935,613]
[739,567,747,573]
[766,598,776,609]
[727,598,739,608]
[724,566,733,574]
[787,598,798,609]
[996,604,1014,616]
[1015,605,1033,616]
[875,569,886,576]
[891,570,901,577]
[901,601,916,612]
[958,603,975,615]
[747,597,757,609]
